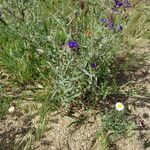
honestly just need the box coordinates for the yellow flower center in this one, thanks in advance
[117,104,123,108]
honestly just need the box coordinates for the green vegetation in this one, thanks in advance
[0,0,149,149]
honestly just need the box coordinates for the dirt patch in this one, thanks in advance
[32,111,101,150]
[116,39,150,150]
[0,108,102,150]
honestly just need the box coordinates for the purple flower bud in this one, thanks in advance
[108,22,114,28]
[101,18,115,30]
[101,18,107,23]
[117,2,123,7]
[91,63,97,68]
[68,41,79,49]
[117,25,123,31]
[123,0,131,7]
[114,0,123,7]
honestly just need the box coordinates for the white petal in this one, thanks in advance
[8,106,15,112]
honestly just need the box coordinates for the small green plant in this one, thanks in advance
[0,96,13,120]
[96,108,135,150]
[101,109,134,137]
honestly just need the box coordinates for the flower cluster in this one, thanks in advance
[114,0,131,8]
[67,0,132,68]
[101,18,123,31]
[100,0,132,31]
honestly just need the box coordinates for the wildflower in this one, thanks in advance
[115,102,124,111]
[68,41,79,49]
[117,25,123,31]
[91,63,97,68]
[100,18,114,29]
[101,18,107,23]
[85,30,92,37]
[8,106,15,113]
[123,0,131,7]
[108,21,114,28]
[114,0,123,8]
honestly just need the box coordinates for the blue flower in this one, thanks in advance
[117,25,123,31]
[91,63,97,68]
[108,21,114,28]
[100,18,107,23]
[123,0,131,7]
[114,0,123,7]
[101,18,114,29]
[68,41,79,49]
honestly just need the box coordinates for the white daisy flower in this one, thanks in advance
[8,106,15,113]
[115,102,124,111]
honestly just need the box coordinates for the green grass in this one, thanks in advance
[0,0,127,105]
[0,0,149,149]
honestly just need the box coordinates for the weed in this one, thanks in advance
[101,110,135,137]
